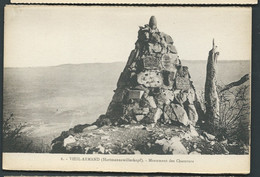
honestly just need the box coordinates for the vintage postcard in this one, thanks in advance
[3,5,251,173]
[9,0,258,5]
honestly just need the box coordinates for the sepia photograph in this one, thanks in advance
[3,6,251,173]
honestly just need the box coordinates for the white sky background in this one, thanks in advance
[4,6,251,67]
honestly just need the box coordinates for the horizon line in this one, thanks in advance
[4,59,250,69]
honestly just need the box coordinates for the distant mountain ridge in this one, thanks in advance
[5,60,250,69]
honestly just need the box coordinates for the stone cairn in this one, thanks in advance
[96,16,199,128]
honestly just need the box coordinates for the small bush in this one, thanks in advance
[3,114,32,152]
[199,82,250,154]
[218,84,250,145]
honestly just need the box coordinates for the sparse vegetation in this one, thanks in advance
[218,84,250,153]
[195,82,250,154]
[3,114,52,153]
[3,114,32,152]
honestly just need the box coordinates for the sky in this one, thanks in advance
[4,6,251,67]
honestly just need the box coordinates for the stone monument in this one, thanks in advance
[97,16,199,128]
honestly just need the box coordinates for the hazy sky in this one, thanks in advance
[4,6,251,67]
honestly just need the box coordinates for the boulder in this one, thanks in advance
[136,115,145,122]
[63,135,76,147]
[187,88,196,104]
[203,132,216,141]
[134,150,141,154]
[142,107,150,115]
[83,125,98,131]
[153,108,163,123]
[186,104,198,126]
[164,104,178,122]
[145,96,157,108]
[168,44,178,54]
[149,43,162,53]
[189,151,201,155]
[128,90,144,100]
[169,137,188,154]
[181,132,192,141]
[171,103,190,126]
[164,34,174,44]
[155,137,188,154]
[174,91,188,104]
[150,33,161,43]
[189,125,199,137]
[97,145,105,154]
[160,89,175,105]
[155,138,169,153]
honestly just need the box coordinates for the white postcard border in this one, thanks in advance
[3,153,250,173]
[10,0,258,5]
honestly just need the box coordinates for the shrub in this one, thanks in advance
[218,84,250,145]
[199,82,250,154]
[3,114,32,152]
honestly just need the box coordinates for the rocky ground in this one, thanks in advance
[51,123,247,155]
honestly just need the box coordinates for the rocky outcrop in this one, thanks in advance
[51,123,235,155]
[205,39,220,128]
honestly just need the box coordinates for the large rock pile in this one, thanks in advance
[98,16,199,128]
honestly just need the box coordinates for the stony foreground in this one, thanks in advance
[51,123,246,155]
